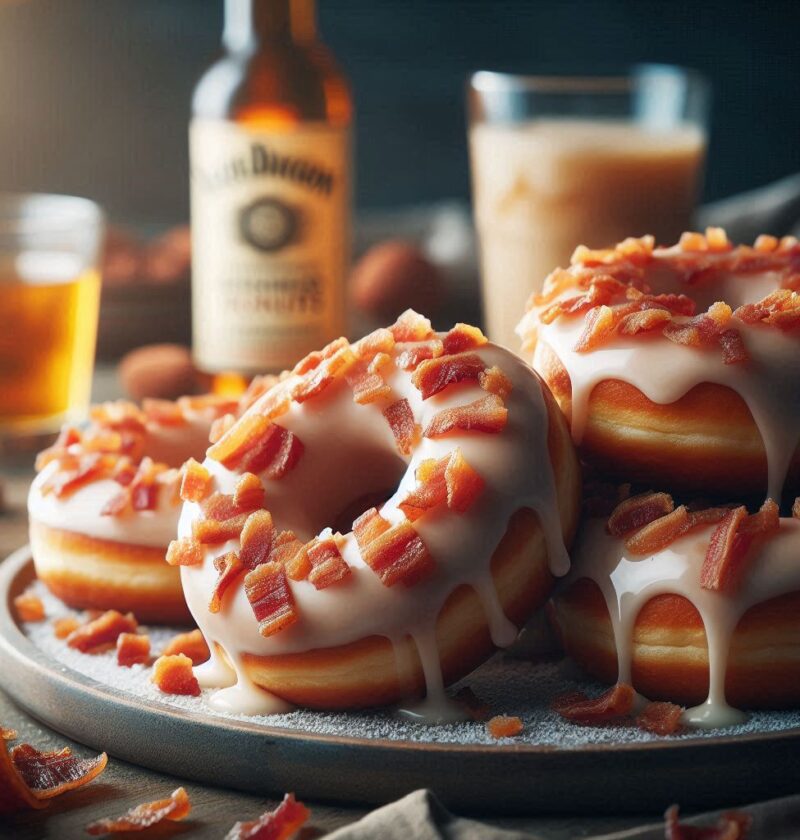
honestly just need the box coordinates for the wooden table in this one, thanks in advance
[0,368,647,838]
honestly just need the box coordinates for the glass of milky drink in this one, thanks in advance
[0,194,103,439]
[468,65,709,349]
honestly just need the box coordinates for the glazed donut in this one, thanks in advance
[551,491,800,726]
[516,229,800,499]
[174,311,581,715]
[28,395,237,623]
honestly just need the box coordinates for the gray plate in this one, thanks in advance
[2,546,800,815]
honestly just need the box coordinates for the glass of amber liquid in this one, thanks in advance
[0,193,103,438]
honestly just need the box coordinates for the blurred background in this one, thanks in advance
[0,0,798,221]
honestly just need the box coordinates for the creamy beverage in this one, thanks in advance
[469,119,706,348]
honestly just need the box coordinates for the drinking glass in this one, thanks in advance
[0,193,104,439]
[467,64,710,349]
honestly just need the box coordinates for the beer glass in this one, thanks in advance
[0,193,104,438]
[467,65,710,349]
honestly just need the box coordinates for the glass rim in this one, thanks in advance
[469,63,707,95]
[0,191,104,236]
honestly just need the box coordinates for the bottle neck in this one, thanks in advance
[223,0,316,52]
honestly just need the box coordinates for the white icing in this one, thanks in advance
[28,412,215,548]
[516,252,800,501]
[566,518,800,728]
[179,341,570,715]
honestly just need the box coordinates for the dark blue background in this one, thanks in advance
[0,0,796,220]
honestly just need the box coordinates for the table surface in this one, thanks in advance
[0,367,652,839]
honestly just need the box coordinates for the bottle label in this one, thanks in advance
[190,119,350,373]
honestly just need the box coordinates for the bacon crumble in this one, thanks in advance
[360,520,434,587]
[9,743,107,803]
[162,629,210,665]
[636,701,684,736]
[224,793,310,840]
[398,448,484,521]
[395,339,444,370]
[411,353,487,400]
[179,458,213,502]
[424,394,508,438]
[607,492,675,537]
[53,617,80,639]
[305,536,351,589]
[383,398,420,455]
[67,610,138,653]
[551,683,636,725]
[116,633,151,667]
[244,561,298,637]
[86,787,191,835]
[13,591,45,623]
[151,655,201,696]
[442,323,488,355]
[166,536,205,567]
[209,552,245,613]
[389,309,435,342]
[486,715,524,739]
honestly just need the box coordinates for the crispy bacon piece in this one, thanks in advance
[445,449,485,513]
[686,507,731,529]
[741,498,780,535]
[53,617,80,639]
[663,804,751,840]
[166,537,205,567]
[636,701,684,736]
[67,610,138,653]
[292,335,349,376]
[540,277,627,324]
[486,715,524,739]
[208,416,304,480]
[395,339,444,370]
[41,453,109,498]
[399,449,484,520]
[10,743,107,802]
[361,520,434,587]
[151,654,201,696]
[389,309,434,342]
[617,307,672,336]
[383,398,420,455]
[34,425,82,471]
[224,793,310,840]
[116,632,150,667]
[573,305,616,352]
[272,531,310,581]
[209,552,244,613]
[442,323,488,354]
[662,303,739,362]
[478,366,513,399]
[292,341,357,403]
[736,288,800,331]
[607,491,675,536]
[345,351,393,405]
[180,458,212,502]
[86,787,191,835]
[718,328,749,364]
[13,592,45,622]
[793,497,800,519]
[239,510,276,570]
[306,537,351,589]
[1,729,16,740]
[161,629,210,665]
[0,736,44,813]
[551,683,636,725]
[234,472,266,511]
[625,506,689,555]
[352,326,396,360]
[193,488,266,545]
[424,394,507,438]
[352,507,392,550]
[142,398,186,426]
[210,413,236,444]
[411,353,486,400]
[244,561,298,637]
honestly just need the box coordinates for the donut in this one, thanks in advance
[516,229,800,499]
[28,395,237,623]
[550,490,800,726]
[174,311,581,715]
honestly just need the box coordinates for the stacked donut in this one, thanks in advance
[517,228,800,726]
[28,395,237,623]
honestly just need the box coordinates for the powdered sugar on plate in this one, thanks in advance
[20,581,800,748]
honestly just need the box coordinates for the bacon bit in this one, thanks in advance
[705,227,732,252]
[700,506,749,593]
[411,353,486,400]
[662,303,732,354]
[162,629,210,665]
[1,728,16,740]
[679,231,710,252]
[636,701,684,736]
[735,288,800,331]
[445,449,485,513]
[234,472,265,511]
[486,715,523,739]
[383,398,420,455]
[116,632,150,667]
[718,328,749,364]
[292,342,357,404]
[686,507,730,529]
[478,365,513,399]
[389,309,434,342]
[398,457,447,521]
[395,339,444,370]
[345,352,393,405]
[41,453,109,498]
[142,398,186,426]
[361,520,434,587]
[617,307,672,336]
[166,537,205,567]
[292,336,349,376]
[352,326,396,360]
[244,562,298,637]
[13,592,45,623]
[67,610,138,653]
[607,491,674,536]
[793,498,800,519]
[180,458,212,502]
[625,505,689,555]
[207,415,304,479]
[239,510,276,570]
[224,793,310,840]
[151,655,201,696]
[572,235,655,267]
[86,786,191,835]
[442,323,488,355]
[193,490,262,544]
[741,497,780,536]
[664,804,751,840]
[237,374,279,414]
[551,683,636,725]
[573,305,615,352]
[210,413,236,444]
[424,394,508,438]
[453,687,491,722]
[306,537,351,589]
[11,743,107,801]
[272,531,310,581]
[352,507,392,551]
[755,234,779,252]
[34,425,82,471]
[209,552,244,613]
[53,617,80,639]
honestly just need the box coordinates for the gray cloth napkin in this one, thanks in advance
[326,789,800,839]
